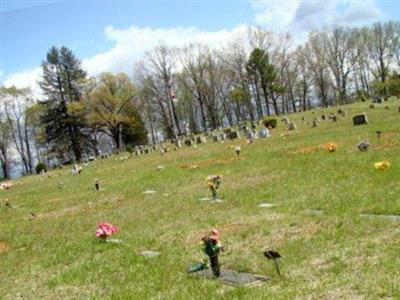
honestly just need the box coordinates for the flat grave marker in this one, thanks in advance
[191,269,269,287]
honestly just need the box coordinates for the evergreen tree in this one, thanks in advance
[39,46,88,162]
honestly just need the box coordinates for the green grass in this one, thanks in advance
[1,99,400,299]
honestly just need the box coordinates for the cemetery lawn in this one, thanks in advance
[1,100,400,299]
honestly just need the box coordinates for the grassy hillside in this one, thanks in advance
[1,100,399,299]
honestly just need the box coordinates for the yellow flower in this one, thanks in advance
[374,161,390,170]
[325,143,337,152]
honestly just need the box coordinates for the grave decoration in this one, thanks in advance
[374,161,390,171]
[201,229,224,277]
[206,175,223,201]
[263,250,282,276]
[235,145,241,155]
[95,179,100,191]
[325,142,337,152]
[95,222,119,243]
[357,140,370,152]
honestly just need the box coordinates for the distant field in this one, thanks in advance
[1,99,400,299]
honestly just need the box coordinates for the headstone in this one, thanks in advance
[332,115,337,122]
[175,140,182,148]
[321,115,326,120]
[357,140,370,151]
[140,250,160,257]
[352,113,368,125]
[191,269,269,287]
[258,128,270,138]
[212,135,220,142]
[287,122,297,131]
[385,105,390,110]
[312,120,318,128]
[184,139,193,147]
[246,130,256,140]
[228,131,240,140]
[219,133,227,141]
[88,156,96,161]
[373,97,382,103]
[196,136,206,144]
[369,104,375,109]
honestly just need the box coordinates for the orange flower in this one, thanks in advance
[325,143,337,152]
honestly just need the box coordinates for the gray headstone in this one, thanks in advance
[184,139,193,146]
[246,130,256,140]
[352,113,368,125]
[212,135,220,142]
[287,122,297,131]
[357,140,370,151]
[258,128,270,138]
[219,133,227,141]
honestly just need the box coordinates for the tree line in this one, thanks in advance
[1,21,399,179]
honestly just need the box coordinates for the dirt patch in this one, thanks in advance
[0,241,10,253]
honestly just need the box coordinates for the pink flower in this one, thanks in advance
[95,222,119,238]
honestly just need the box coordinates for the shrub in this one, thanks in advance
[35,163,47,174]
[262,117,277,128]
[125,144,134,153]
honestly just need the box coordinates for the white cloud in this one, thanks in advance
[3,67,42,98]
[83,25,248,75]
[337,0,382,24]
[251,0,300,31]
[251,0,383,33]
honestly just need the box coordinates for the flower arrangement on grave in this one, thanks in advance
[95,222,119,242]
[374,160,390,170]
[325,142,337,152]
[201,229,224,277]
[235,145,241,155]
[206,175,223,200]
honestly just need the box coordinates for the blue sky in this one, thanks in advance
[1,0,399,94]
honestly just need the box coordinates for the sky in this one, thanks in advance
[1,0,399,96]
